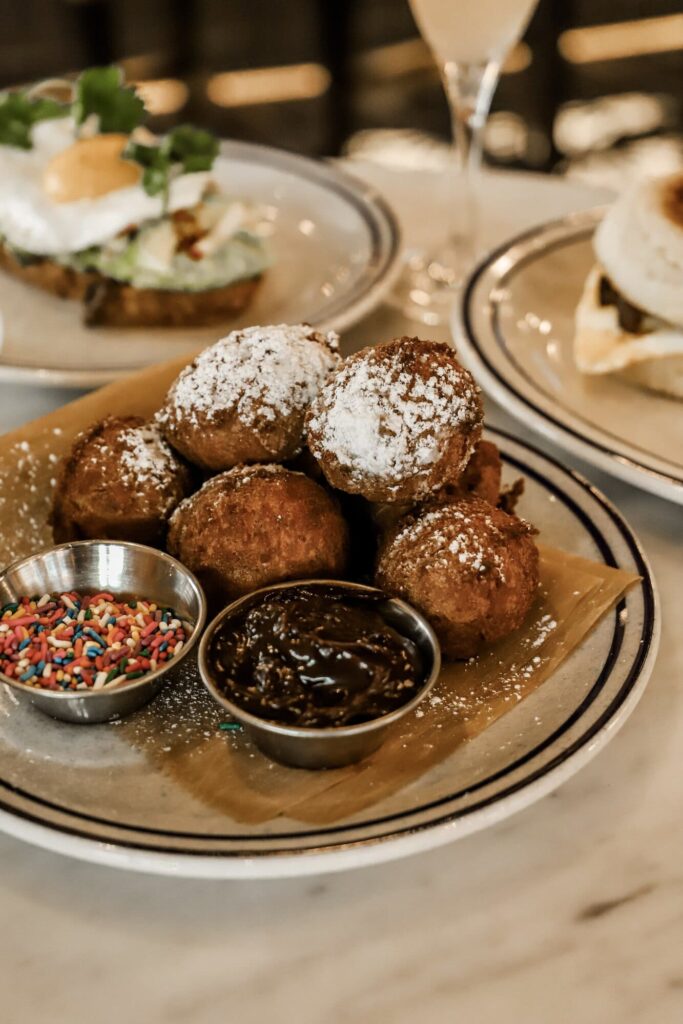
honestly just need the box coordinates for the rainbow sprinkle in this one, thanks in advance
[0,592,188,691]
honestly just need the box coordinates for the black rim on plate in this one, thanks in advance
[0,140,402,378]
[219,141,401,324]
[459,211,683,490]
[0,429,656,859]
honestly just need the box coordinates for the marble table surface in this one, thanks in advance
[1,164,681,1024]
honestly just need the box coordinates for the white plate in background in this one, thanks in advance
[453,210,683,505]
[0,140,400,388]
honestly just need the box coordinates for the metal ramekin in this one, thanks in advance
[198,579,441,770]
[0,540,206,724]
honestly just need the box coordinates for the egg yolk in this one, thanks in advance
[43,134,141,203]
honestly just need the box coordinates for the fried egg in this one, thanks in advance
[0,117,210,256]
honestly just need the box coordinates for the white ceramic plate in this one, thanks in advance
[0,430,658,878]
[453,210,683,505]
[0,141,400,389]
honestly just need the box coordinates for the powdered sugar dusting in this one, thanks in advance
[73,421,186,516]
[162,324,339,431]
[307,339,481,491]
[118,425,183,494]
[388,504,510,581]
[0,438,57,566]
[408,608,557,724]
[170,463,291,525]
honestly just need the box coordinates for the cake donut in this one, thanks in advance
[159,323,340,472]
[375,495,539,659]
[306,337,483,503]
[167,464,349,603]
[51,416,193,547]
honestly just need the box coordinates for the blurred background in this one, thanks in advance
[1,0,682,192]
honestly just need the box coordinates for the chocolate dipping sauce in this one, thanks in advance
[207,584,423,728]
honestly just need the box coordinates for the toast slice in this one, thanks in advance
[0,242,262,328]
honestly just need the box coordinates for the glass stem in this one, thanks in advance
[441,60,500,269]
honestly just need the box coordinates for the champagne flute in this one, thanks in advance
[392,0,539,325]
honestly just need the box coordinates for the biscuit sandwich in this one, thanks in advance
[574,171,683,400]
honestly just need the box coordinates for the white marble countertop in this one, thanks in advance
[1,165,681,1024]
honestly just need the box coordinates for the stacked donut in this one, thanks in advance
[305,337,538,658]
[51,328,539,659]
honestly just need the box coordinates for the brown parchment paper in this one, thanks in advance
[0,357,639,826]
[0,354,194,567]
[116,544,633,826]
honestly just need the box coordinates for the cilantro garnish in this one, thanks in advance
[164,125,219,173]
[73,66,145,134]
[0,65,144,150]
[124,139,169,197]
[125,125,219,202]
[0,91,68,149]
[0,67,219,194]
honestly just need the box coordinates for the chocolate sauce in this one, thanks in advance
[208,584,423,728]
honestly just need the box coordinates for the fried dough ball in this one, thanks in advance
[434,439,502,507]
[51,416,193,547]
[370,440,504,536]
[375,496,539,660]
[167,465,349,603]
[306,337,483,504]
[159,324,339,472]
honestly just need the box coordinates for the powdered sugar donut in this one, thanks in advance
[306,337,483,503]
[51,417,193,547]
[167,464,349,603]
[159,324,340,472]
[375,496,539,660]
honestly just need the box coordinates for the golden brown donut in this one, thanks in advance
[370,439,504,535]
[167,464,349,604]
[306,337,483,503]
[434,439,503,507]
[375,496,539,660]
[51,416,193,548]
[159,324,339,472]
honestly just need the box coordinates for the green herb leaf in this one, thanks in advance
[28,96,68,122]
[167,125,219,173]
[73,66,145,134]
[124,140,169,197]
[124,140,166,170]
[125,125,218,201]
[0,91,68,149]
[141,165,169,197]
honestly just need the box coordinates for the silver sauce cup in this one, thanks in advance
[198,579,441,769]
[0,540,206,724]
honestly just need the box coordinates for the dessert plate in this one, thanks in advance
[453,210,683,505]
[0,429,658,878]
[0,140,400,389]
